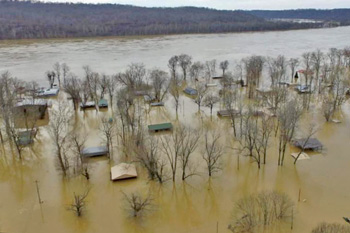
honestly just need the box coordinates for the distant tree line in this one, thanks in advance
[0,0,329,40]
[250,9,350,25]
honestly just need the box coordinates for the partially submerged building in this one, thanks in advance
[37,88,59,97]
[150,102,164,107]
[183,87,198,96]
[148,122,173,133]
[80,101,96,110]
[217,109,240,118]
[111,163,138,181]
[14,99,48,120]
[292,138,323,151]
[98,99,108,108]
[81,146,109,157]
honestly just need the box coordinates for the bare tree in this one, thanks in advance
[168,55,179,79]
[122,191,153,217]
[53,62,61,86]
[321,94,335,122]
[135,136,167,183]
[61,63,70,84]
[46,70,56,88]
[169,76,181,116]
[48,100,72,175]
[189,61,204,82]
[63,73,82,111]
[228,191,294,233]
[277,99,303,166]
[178,54,192,80]
[149,69,169,102]
[293,124,318,164]
[160,127,182,182]
[106,75,117,108]
[289,58,299,83]
[70,131,89,179]
[311,49,324,93]
[220,60,229,76]
[194,82,207,112]
[68,190,89,217]
[202,129,224,177]
[243,56,264,99]
[116,63,146,90]
[205,59,217,80]
[99,116,116,159]
[203,92,220,118]
[178,126,200,181]
[311,222,350,233]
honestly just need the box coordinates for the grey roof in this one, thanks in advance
[15,98,48,107]
[150,102,164,107]
[184,87,198,95]
[81,146,108,157]
[293,138,323,150]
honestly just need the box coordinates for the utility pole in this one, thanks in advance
[35,180,43,204]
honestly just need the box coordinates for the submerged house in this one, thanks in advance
[37,88,59,97]
[150,102,164,107]
[292,138,323,151]
[14,99,48,120]
[183,87,198,96]
[295,85,311,94]
[148,123,173,133]
[98,99,108,108]
[80,101,96,110]
[81,146,109,157]
[17,129,37,146]
[111,163,138,181]
[217,109,240,118]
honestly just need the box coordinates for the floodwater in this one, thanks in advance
[1,27,350,233]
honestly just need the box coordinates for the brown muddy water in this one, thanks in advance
[1,28,350,233]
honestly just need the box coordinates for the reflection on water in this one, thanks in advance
[1,28,350,233]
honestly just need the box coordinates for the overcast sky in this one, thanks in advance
[45,0,349,10]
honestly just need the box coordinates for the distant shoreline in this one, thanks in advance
[0,25,344,44]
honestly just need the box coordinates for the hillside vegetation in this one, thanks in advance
[0,0,327,40]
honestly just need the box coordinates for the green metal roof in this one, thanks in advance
[148,122,173,131]
[98,99,108,107]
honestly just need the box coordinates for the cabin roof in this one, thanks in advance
[148,122,173,131]
[81,146,108,157]
[15,98,48,107]
[293,138,323,150]
[111,163,138,181]
[98,99,108,107]
[184,87,198,95]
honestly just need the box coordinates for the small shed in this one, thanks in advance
[217,109,240,118]
[292,138,323,151]
[144,95,156,103]
[183,87,198,96]
[14,99,48,120]
[80,101,96,110]
[295,85,311,94]
[98,99,108,108]
[37,88,59,97]
[148,123,173,133]
[81,146,108,157]
[111,163,137,181]
[150,102,164,107]
[291,152,310,160]
[17,130,36,146]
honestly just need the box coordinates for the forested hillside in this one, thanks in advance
[0,0,324,40]
[250,9,350,24]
